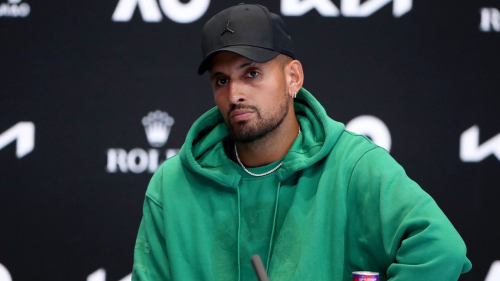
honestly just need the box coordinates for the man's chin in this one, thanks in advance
[230,128,270,144]
[229,119,251,131]
[230,134,260,144]
[229,127,256,143]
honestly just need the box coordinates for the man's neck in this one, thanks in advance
[235,117,300,168]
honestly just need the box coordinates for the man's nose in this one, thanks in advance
[228,80,247,104]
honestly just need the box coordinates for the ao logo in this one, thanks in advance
[0,122,35,158]
[485,261,500,281]
[346,115,392,152]
[112,0,412,23]
[112,0,210,23]
[282,0,412,18]
[87,269,130,281]
[460,125,500,162]
[0,264,11,281]
[480,8,500,32]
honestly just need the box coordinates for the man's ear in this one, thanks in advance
[288,60,304,96]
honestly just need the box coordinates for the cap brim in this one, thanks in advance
[198,46,280,75]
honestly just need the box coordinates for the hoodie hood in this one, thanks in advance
[179,87,345,187]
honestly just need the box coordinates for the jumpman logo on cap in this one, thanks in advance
[221,21,235,36]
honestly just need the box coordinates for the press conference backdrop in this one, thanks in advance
[1,0,499,280]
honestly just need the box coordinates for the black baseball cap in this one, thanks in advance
[198,4,294,75]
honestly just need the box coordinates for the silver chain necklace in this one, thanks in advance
[234,126,301,177]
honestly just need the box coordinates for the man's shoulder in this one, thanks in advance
[144,154,187,202]
[152,153,194,184]
[333,130,417,193]
[157,153,183,173]
[328,129,384,162]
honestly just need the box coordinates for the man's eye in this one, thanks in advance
[247,71,259,78]
[216,79,228,86]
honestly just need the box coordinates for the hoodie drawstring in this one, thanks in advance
[237,185,242,281]
[266,181,282,275]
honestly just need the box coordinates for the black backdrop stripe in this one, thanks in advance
[1,0,499,280]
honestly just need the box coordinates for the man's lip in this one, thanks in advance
[230,109,255,122]
[230,109,255,118]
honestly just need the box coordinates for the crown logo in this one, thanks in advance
[142,110,174,147]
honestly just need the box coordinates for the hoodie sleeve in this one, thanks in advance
[348,147,472,280]
[132,168,171,281]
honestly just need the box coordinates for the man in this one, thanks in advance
[132,4,471,280]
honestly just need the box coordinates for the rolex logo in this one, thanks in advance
[107,110,179,174]
[142,110,174,147]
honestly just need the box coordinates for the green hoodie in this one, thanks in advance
[132,88,471,281]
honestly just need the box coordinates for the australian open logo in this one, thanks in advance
[106,110,180,174]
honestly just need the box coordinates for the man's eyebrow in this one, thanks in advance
[209,61,257,79]
[237,61,256,70]
[209,72,224,80]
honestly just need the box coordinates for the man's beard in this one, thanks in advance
[225,93,289,144]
